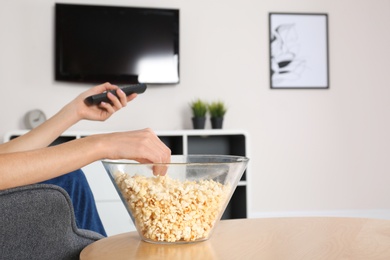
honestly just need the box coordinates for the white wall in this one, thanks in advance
[1,0,390,219]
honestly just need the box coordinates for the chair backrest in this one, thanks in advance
[0,184,104,260]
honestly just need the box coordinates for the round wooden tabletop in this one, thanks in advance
[80,217,390,260]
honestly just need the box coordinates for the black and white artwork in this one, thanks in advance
[269,13,329,89]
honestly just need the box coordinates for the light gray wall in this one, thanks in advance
[1,0,390,218]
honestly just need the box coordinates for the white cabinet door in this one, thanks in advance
[82,161,135,236]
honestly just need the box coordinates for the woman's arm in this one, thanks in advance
[0,128,171,190]
[0,82,135,153]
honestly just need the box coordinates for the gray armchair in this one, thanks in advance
[0,184,104,260]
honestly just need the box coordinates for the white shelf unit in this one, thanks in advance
[4,129,249,236]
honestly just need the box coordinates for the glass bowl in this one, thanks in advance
[102,154,249,244]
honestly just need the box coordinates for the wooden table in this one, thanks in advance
[80,217,390,260]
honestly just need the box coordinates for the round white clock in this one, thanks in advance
[24,109,46,129]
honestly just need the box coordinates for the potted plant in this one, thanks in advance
[208,101,227,129]
[189,99,208,129]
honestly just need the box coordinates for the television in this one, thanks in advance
[55,3,179,85]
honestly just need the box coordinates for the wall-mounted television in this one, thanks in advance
[55,3,179,85]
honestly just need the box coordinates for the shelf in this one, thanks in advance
[4,129,249,235]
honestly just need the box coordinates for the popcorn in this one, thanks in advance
[114,172,231,243]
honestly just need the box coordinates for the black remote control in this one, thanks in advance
[85,83,147,105]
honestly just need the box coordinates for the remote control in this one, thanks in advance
[85,83,147,105]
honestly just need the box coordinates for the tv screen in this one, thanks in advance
[55,4,179,84]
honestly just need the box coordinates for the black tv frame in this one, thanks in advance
[55,3,180,85]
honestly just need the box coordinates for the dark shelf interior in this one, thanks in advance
[158,135,184,155]
[187,135,247,181]
[187,135,246,156]
[221,186,247,219]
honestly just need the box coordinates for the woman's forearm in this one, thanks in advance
[0,104,80,154]
[0,82,132,154]
[0,128,171,191]
[0,135,101,190]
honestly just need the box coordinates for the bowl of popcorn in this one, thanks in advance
[102,154,249,244]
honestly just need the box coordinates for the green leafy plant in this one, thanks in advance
[208,101,227,118]
[190,99,208,118]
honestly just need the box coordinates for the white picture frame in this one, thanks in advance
[269,13,329,89]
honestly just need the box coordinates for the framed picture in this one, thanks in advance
[269,13,329,89]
